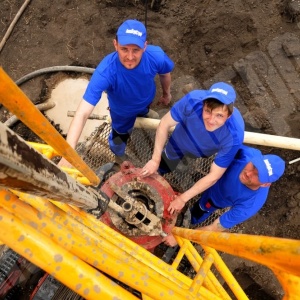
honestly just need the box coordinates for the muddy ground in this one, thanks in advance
[0,0,300,299]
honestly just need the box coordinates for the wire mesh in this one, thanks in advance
[76,121,231,229]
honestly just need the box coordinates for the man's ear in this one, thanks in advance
[260,183,271,188]
[224,105,232,120]
[113,39,118,50]
[143,41,148,51]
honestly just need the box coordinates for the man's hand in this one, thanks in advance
[167,195,186,215]
[139,159,159,177]
[57,157,73,168]
[158,93,172,106]
[162,234,178,247]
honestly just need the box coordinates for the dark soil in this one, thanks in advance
[0,1,300,299]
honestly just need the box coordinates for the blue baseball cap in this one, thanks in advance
[252,154,285,183]
[203,82,236,104]
[117,20,146,49]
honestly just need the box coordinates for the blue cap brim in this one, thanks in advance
[118,36,145,49]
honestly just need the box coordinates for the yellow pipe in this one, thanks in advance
[47,200,194,286]
[60,167,93,185]
[27,141,59,158]
[10,192,244,299]
[202,246,248,300]
[172,238,189,269]
[6,191,217,299]
[175,237,231,299]
[0,207,138,300]
[273,270,300,300]
[0,68,99,186]
[173,227,300,298]
[0,193,189,300]
[27,142,92,185]
[173,227,300,275]
[190,252,214,295]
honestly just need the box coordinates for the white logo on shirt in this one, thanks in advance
[211,88,228,95]
[126,29,142,37]
[264,159,273,176]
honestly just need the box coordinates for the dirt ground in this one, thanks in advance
[0,0,300,299]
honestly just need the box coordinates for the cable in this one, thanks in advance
[15,66,95,86]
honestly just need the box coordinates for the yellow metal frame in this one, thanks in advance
[172,227,300,300]
[0,68,99,186]
[1,67,300,299]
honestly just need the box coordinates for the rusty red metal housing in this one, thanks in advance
[100,161,178,251]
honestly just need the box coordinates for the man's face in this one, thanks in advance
[239,162,262,189]
[114,40,146,69]
[202,103,230,132]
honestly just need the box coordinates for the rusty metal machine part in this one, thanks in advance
[100,161,178,250]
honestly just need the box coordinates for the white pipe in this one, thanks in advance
[69,113,300,151]
[134,118,300,151]
[243,131,300,151]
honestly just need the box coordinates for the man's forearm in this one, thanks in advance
[151,124,169,163]
[180,163,227,203]
[197,217,226,232]
[151,112,177,163]
[159,73,171,96]
[179,175,217,203]
[66,115,87,148]
[65,100,95,148]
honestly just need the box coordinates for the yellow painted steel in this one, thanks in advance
[27,141,59,159]
[50,201,229,299]
[27,142,92,185]
[4,190,298,299]
[28,143,92,186]
[201,246,248,300]
[5,191,220,299]
[190,252,214,295]
[0,208,138,299]
[0,67,99,186]
[273,271,300,300]
[173,226,300,299]
[1,63,299,300]
[174,236,232,300]
[60,167,93,185]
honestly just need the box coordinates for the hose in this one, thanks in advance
[3,66,95,127]
[15,66,95,86]
[4,101,55,127]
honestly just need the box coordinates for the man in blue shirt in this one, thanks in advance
[140,82,245,215]
[59,19,174,166]
[163,145,285,246]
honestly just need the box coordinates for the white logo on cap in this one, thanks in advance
[211,88,228,95]
[264,159,273,176]
[126,29,142,37]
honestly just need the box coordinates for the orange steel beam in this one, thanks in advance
[0,67,99,186]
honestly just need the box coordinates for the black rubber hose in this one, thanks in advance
[15,66,95,86]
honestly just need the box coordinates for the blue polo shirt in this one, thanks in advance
[201,146,270,228]
[83,45,174,118]
[166,90,245,168]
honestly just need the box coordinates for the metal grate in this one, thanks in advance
[75,122,229,229]
[76,122,214,192]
